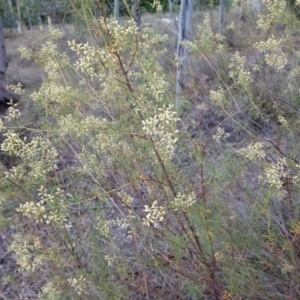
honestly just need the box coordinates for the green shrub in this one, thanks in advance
[2,0,300,299]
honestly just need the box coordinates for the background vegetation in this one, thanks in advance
[2,0,300,299]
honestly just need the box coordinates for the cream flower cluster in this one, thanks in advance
[1,134,57,180]
[32,82,76,105]
[170,192,197,212]
[280,258,294,274]
[59,115,109,138]
[229,52,252,87]
[152,0,163,11]
[257,0,286,31]
[213,127,230,143]
[6,104,21,121]
[67,275,87,295]
[17,201,46,223]
[69,19,138,79]
[238,142,289,197]
[142,104,179,161]
[10,234,44,272]
[185,15,219,54]
[263,0,286,13]
[17,186,68,225]
[254,36,287,70]
[140,27,168,49]
[200,15,217,53]
[144,70,168,102]
[117,191,134,206]
[96,217,111,238]
[143,200,166,228]
[39,282,62,300]
[35,39,69,81]
[8,83,25,95]
[237,142,266,161]
[68,40,111,78]
[259,158,287,197]
[277,115,288,128]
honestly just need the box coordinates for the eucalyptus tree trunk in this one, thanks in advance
[168,0,178,30]
[7,0,14,17]
[0,17,7,83]
[251,0,262,13]
[7,0,15,31]
[16,0,23,34]
[168,0,173,13]
[219,0,227,34]
[26,5,32,30]
[47,15,53,27]
[114,0,119,23]
[38,16,44,30]
[131,0,141,28]
[175,0,193,110]
[0,16,19,103]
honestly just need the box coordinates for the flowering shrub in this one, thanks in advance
[2,1,300,299]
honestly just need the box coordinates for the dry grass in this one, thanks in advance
[5,28,45,89]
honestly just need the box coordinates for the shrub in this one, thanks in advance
[2,0,300,299]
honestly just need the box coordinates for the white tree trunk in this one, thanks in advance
[219,0,227,34]
[175,0,193,110]
[16,21,22,35]
[131,0,141,28]
[168,0,173,13]
[47,15,52,27]
[0,16,19,103]
[0,17,7,81]
[7,0,14,16]
[16,0,23,34]
[38,17,44,31]
[250,0,262,13]
[114,0,120,23]
[168,0,178,30]
[26,6,32,31]
[7,0,15,31]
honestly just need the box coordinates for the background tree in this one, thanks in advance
[176,0,193,109]
[7,0,16,30]
[250,0,262,13]
[131,0,141,27]
[219,0,226,33]
[114,0,119,22]
[15,0,23,34]
[0,16,19,103]
[0,0,15,31]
